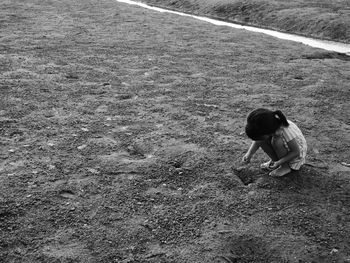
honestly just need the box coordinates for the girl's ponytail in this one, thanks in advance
[274,110,289,127]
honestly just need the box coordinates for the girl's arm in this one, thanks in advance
[247,141,260,156]
[243,141,260,163]
[274,138,300,167]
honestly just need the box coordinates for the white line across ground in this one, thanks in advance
[116,0,350,55]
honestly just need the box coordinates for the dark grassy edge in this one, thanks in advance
[139,0,350,44]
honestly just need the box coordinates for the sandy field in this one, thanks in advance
[0,0,350,262]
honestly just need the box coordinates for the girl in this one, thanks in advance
[242,108,307,177]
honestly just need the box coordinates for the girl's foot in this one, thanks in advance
[260,160,275,171]
[269,165,291,177]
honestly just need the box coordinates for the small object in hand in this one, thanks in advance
[260,160,275,171]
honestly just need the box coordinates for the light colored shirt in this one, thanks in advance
[275,120,307,170]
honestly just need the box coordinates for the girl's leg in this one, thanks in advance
[256,140,279,162]
[270,136,291,176]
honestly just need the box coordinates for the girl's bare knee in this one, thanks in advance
[271,136,282,146]
[271,136,288,157]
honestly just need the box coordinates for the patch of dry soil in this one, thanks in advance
[1,0,349,262]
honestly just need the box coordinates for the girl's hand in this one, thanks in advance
[242,153,252,164]
[270,160,280,169]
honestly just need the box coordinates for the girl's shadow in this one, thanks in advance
[233,165,321,191]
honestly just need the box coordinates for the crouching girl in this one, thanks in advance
[242,108,307,177]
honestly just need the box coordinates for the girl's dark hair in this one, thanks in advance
[245,108,289,140]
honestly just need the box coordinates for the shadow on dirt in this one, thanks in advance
[302,51,350,61]
[232,166,261,186]
[233,165,350,207]
[232,165,315,190]
[216,235,282,263]
[217,232,348,263]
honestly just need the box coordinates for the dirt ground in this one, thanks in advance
[0,0,350,262]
